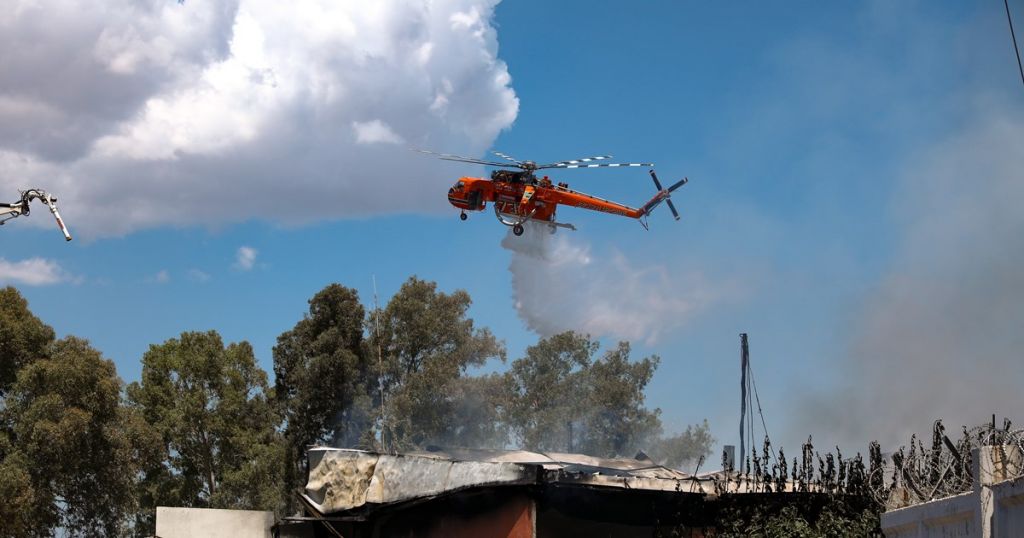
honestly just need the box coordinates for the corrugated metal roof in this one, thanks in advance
[302,447,707,515]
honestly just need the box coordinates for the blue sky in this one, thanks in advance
[3,0,1023,455]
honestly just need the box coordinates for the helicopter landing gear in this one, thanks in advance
[460,211,467,221]
[512,224,524,236]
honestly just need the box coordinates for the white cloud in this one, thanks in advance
[187,268,211,282]
[352,119,404,145]
[0,257,75,286]
[502,224,717,345]
[0,0,518,238]
[235,246,257,270]
[148,269,171,283]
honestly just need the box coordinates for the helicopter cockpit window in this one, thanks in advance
[452,181,465,191]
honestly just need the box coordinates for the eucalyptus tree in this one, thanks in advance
[504,332,670,459]
[128,331,283,520]
[368,277,506,451]
[7,336,160,536]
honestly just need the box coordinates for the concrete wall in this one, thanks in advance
[991,479,1024,538]
[882,447,1024,538]
[155,507,274,538]
[882,491,976,537]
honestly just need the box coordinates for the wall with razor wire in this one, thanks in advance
[708,419,1024,536]
[880,420,1024,538]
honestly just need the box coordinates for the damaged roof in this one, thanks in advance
[302,447,708,515]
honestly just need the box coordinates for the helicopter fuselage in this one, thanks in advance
[448,174,644,233]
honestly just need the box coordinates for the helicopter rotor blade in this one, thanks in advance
[543,155,614,167]
[438,156,515,167]
[418,148,651,171]
[649,169,664,191]
[491,151,523,164]
[665,199,681,220]
[415,149,467,159]
[415,149,514,168]
[541,161,654,170]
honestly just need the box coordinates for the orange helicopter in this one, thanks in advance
[419,150,687,235]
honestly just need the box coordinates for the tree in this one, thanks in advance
[0,286,55,397]
[370,277,505,450]
[5,336,161,537]
[0,287,52,535]
[437,373,510,449]
[273,284,373,506]
[577,341,662,457]
[0,434,37,537]
[127,331,284,523]
[504,332,596,452]
[504,333,665,458]
[650,419,715,471]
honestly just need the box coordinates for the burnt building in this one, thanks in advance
[279,447,801,538]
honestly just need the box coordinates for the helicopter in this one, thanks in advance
[0,188,73,241]
[418,150,688,236]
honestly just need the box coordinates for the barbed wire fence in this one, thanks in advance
[710,418,1024,510]
[881,418,1024,509]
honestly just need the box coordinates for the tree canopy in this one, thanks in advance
[127,331,284,521]
[369,277,505,450]
[504,331,596,452]
[650,419,715,471]
[0,286,55,397]
[503,332,666,457]
[272,284,373,508]
[273,284,372,450]
[4,335,160,537]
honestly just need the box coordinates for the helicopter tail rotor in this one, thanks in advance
[641,170,687,221]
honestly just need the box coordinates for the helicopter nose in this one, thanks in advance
[447,189,465,207]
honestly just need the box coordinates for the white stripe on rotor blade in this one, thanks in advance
[492,151,522,163]
[560,155,613,165]
[562,163,653,168]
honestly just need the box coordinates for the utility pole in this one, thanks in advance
[739,333,749,472]
[374,276,387,452]
[737,333,775,473]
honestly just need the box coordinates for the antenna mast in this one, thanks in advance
[373,276,387,452]
[739,333,750,472]
[738,333,775,473]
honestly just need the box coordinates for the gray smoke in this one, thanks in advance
[792,109,1024,450]
[502,223,715,344]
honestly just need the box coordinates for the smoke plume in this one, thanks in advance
[793,109,1024,450]
[502,223,714,344]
